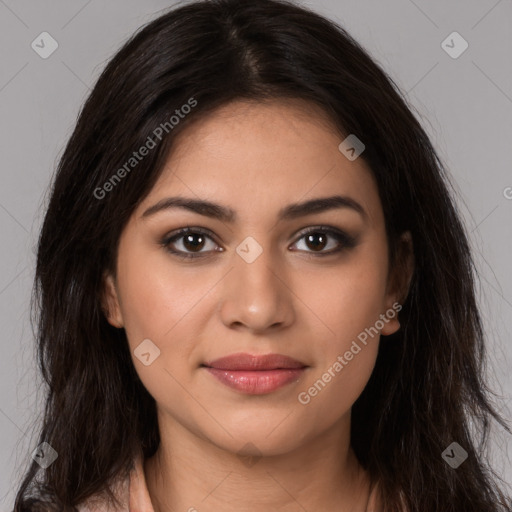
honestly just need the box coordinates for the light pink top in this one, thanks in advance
[78,455,385,511]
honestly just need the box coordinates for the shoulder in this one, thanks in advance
[76,472,130,512]
[76,455,153,512]
[367,479,381,511]
[367,480,409,512]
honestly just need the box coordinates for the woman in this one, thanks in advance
[13,0,511,510]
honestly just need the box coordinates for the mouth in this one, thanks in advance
[201,353,308,395]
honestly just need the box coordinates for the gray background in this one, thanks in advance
[0,0,511,507]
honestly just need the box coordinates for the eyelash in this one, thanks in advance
[160,226,357,260]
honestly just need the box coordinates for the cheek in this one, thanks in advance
[114,240,226,392]
[304,248,389,352]
[115,253,205,413]
[116,238,207,347]
[295,247,388,412]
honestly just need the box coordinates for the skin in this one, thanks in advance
[103,98,414,512]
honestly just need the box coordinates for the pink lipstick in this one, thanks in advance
[202,353,308,395]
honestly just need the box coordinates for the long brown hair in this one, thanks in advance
[14,0,511,510]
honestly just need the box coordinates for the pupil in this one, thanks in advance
[306,232,326,251]
[184,233,205,251]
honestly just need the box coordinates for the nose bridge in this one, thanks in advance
[220,237,292,331]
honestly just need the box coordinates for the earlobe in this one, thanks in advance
[380,315,401,336]
[101,272,124,328]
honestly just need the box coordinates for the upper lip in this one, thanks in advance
[203,353,307,371]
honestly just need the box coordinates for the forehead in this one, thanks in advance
[138,99,381,227]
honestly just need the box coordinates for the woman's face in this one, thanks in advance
[104,99,404,457]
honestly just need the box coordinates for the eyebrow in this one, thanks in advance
[141,194,367,222]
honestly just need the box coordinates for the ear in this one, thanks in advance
[101,272,124,328]
[381,231,414,336]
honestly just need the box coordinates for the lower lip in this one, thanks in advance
[204,367,306,394]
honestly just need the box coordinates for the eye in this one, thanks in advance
[161,227,221,259]
[161,225,357,260]
[290,226,357,256]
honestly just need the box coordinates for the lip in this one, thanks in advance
[204,353,306,371]
[202,353,308,395]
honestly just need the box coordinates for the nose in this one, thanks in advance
[218,244,295,334]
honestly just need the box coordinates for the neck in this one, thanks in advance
[144,412,372,512]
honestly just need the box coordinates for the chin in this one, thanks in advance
[202,420,311,458]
